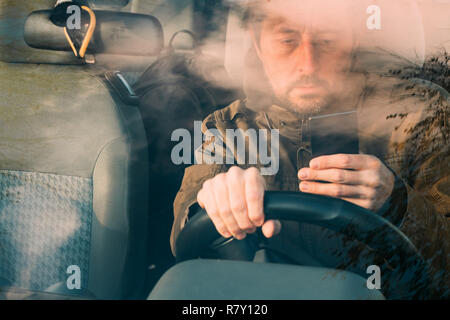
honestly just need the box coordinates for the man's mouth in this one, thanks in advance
[287,78,328,96]
[291,85,323,95]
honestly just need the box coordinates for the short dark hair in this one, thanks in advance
[242,0,265,28]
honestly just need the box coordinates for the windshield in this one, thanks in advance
[0,0,448,301]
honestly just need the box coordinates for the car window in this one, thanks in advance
[0,0,448,302]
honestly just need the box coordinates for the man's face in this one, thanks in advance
[254,1,356,113]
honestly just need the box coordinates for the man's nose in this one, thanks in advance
[294,35,316,75]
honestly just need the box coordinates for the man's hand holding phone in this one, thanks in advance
[298,154,395,212]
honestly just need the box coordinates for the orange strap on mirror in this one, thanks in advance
[63,5,96,59]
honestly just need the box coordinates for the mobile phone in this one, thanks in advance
[309,110,359,158]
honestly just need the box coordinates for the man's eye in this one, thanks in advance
[318,39,334,46]
[280,38,297,46]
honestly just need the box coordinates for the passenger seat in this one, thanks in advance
[0,0,163,299]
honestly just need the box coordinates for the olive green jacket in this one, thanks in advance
[171,74,450,298]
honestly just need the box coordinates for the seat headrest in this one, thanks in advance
[24,9,164,57]
[354,0,425,73]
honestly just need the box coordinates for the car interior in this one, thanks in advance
[0,0,238,300]
[0,0,448,300]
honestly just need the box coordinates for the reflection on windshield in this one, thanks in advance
[0,0,448,301]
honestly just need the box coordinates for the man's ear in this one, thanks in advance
[249,26,264,61]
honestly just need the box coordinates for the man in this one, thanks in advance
[170,0,450,298]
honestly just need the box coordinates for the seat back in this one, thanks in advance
[0,0,164,299]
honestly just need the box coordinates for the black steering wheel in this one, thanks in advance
[175,191,431,299]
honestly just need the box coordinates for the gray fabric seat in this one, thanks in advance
[0,0,162,299]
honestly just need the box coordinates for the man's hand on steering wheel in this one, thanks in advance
[298,154,395,212]
[197,166,282,240]
[197,154,394,241]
